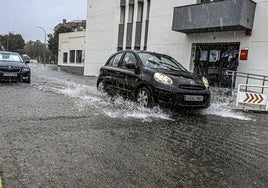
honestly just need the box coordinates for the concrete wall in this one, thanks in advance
[249,0,268,76]
[58,31,86,67]
[147,0,196,69]
[84,0,120,76]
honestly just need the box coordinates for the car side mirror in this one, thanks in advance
[125,61,136,69]
[24,60,30,64]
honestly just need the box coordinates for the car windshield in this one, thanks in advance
[0,53,23,63]
[138,52,187,72]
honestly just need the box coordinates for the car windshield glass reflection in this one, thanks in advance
[138,52,187,72]
[0,53,22,62]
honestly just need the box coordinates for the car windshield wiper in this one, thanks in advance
[147,59,186,72]
[159,61,182,71]
[147,59,160,65]
[147,59,171,70]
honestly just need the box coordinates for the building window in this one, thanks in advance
[134,46,140,50]
[137,2,144,23]
[144,0,150,50]
[117,47,123,51]
[128,4,134,23]
[120,6,125,24]
[69,50,75,63]
[146,0,151,21]
[63,52,68,63]
[76,50,82,63]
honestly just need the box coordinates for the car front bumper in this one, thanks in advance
[0,72,31,82]
[154,87,211,109]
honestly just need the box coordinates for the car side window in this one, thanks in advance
[107,53,123,67]
[121,52,137,69]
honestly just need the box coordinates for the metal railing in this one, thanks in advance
[226,70,268,94]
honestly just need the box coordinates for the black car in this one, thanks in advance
[97,50,210,108]
[0,51,31,83]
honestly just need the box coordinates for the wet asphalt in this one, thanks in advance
[0,64,267,188]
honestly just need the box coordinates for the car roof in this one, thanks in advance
[0,51,20,55]
[117,49,162,56]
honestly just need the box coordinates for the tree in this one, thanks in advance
[0,33,25,52]
[48,25,73,58]
[24,40,52,63]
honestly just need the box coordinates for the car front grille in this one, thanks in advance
[178,84,206,90]
[0,67,21,73]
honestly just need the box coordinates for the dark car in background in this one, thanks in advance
[0,51,31,83]
[97,50,210,109]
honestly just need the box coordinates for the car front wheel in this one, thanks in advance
[24,77,31,84]
[136,87,154,107]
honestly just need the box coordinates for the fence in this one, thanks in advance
[226,70,268,111]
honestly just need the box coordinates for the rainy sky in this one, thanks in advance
[0,0,87,42]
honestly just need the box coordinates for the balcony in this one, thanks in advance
[172,0,256,33]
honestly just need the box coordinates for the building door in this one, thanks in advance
[192,42,240,87]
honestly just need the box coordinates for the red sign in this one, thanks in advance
[240,49,248,60]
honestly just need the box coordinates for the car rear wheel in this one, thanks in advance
[136,87,154,107]
[97,80,105,92]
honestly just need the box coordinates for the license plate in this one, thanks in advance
[184,95,203,102]
[3,72,17,77]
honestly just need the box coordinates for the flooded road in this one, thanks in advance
[0,64,267,187]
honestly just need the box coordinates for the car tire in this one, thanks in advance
[97,80,105,92]
[24,77,31,84]
[136,87,154,107]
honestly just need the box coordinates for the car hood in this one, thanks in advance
[0,61,27,68]
[156,69,205,86]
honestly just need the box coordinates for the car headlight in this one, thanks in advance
[22,67,30,72]
[202,77,209,88]
[154,72,173,85]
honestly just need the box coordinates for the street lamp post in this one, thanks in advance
[37,26,47,44]
[6,31,15,51]
[37,27,47,64]
[6,36,8,51]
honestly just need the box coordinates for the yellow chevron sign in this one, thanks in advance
[239,92,267,105]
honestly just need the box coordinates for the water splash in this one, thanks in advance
[202,88,253,121]
[35,77,253,121]
[34,79,172,121]
[203,101,253,121]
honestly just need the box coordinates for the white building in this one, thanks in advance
[84,0,268,87]
[58,31,86,75]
